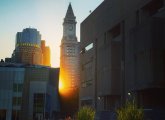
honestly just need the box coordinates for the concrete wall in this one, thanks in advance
[80,0,165,111]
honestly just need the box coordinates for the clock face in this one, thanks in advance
[68,25,73,31]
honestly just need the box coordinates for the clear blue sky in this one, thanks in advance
[0,0,103,67]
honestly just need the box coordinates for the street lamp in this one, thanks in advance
[128,92,131,96]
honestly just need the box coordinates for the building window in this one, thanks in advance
[33,93,45,113]
[85,43,93,51]
[82,62,93,87]
[85,62,92,81]
[109,23,121,39]
[81,81,92,88]
[13,84,23,92]
[12,97,22,106]
[80,43,93,54]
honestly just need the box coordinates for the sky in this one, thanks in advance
[0,0,103,67]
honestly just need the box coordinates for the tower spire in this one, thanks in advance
[65,3,75,19]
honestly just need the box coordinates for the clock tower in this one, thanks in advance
[63,4,76,40]
[60,3,80,90]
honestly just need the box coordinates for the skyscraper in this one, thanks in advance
[12,28,51,66]
[12,28,42,65]
[60,3,80,90]
[41,40,51,66]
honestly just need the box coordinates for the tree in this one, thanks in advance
[77,106,95,120]
[117,100,144,120]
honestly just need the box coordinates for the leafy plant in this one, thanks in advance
[77,106,95,120]
[117,100,144,120]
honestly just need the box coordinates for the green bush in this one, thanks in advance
[77,106,95,120]
[117,101,144,120]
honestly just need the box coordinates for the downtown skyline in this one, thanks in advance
[0,0,103,67]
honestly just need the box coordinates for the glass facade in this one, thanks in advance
[12,28,43,65]
[12,97,22,106]
[16,28,41,46]
[13,84,23,92]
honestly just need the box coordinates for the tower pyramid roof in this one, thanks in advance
[65,3,75,19]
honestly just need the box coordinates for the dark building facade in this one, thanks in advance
[0,63,60,120]
[80,0,165,118]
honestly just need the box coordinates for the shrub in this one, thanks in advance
[77,106,95,120]
[117,101,144,120]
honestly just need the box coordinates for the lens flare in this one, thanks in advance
[59,71,76,97]
[59,76,68,95]
[59,80,64,90]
